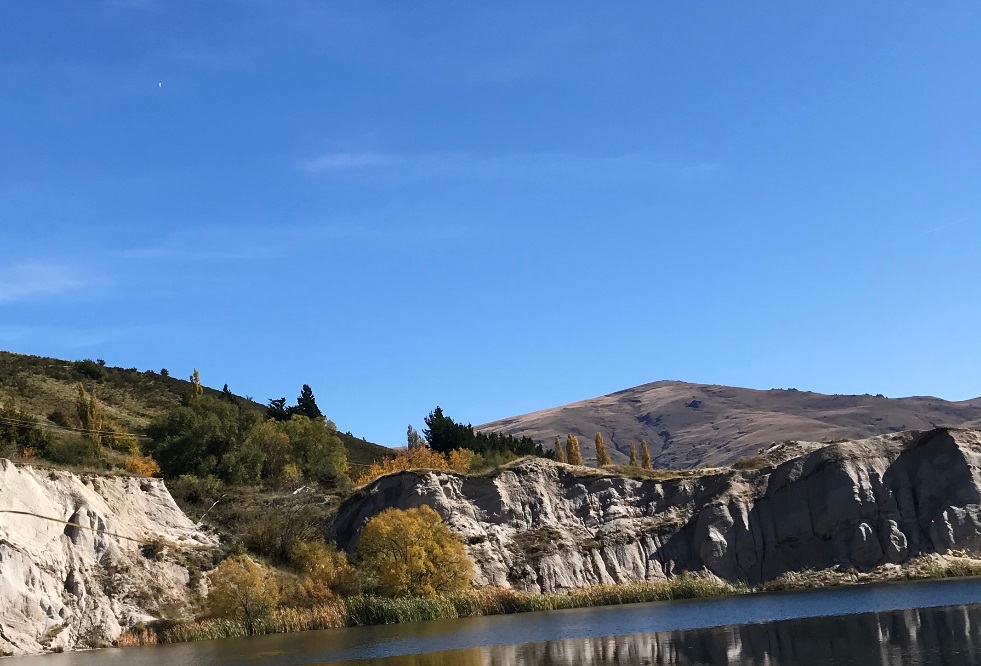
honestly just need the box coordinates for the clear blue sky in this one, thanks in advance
[2,2,979,446]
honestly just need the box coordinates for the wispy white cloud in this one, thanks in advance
[0,324,139,349]
[303,151,720,183]
[303,152,403,172]
[121,244,278,261]
[122,220,473,263]
[0,262,97,303]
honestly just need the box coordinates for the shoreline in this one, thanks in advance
[112,552,981,650]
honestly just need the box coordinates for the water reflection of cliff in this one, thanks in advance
[340,604,981,665]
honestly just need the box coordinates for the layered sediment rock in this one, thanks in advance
[0,460,215,655]
[332,428,981,592]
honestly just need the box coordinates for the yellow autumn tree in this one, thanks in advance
[190,369,204,398]
[358,505,472,597]
[595,432,611,467]
[207,556,280,634]
[124,455,160,477]
[629,442,638,467]
[640,440,652,470]
[288,539,359,597]
[357,447,473,485]
[553,436,566,463]
[566,434,583,466]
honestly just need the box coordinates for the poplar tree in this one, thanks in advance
[407,425,424,450]
[75,383,104,443]
[191,369,204,398]
[566,434,583,466]
[553,436,566,463]
[640,440,652,470]
[629,442,638,467]
[595,432,611,467]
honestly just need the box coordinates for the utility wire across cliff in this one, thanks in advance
[0,510,151,544]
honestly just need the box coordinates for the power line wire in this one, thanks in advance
[0,510,150,544]
[0,415,151,439]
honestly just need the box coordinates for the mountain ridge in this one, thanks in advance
[478,380,981,468]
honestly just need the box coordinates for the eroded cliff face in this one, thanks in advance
[0,460,216,656]
[331,428,981,593]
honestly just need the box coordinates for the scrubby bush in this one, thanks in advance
[207,556,280,635]
[245,504,325,564]
[125,455,161,477]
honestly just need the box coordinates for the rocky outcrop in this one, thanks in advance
[0,460,216,656]
[331,428,981,593]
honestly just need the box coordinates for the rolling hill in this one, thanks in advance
[477,380,981,468]
[0,350,393,469]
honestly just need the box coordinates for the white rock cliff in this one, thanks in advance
[0,460,215,655]
[332,428,981,592]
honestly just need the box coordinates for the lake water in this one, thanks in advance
[12,578,981,665]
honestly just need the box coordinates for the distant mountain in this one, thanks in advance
[477,381,981,468]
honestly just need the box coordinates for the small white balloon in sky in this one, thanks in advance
[158,82,162,88]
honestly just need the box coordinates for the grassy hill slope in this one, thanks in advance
[0,350,393,469]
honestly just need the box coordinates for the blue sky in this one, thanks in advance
[2,2,980,446]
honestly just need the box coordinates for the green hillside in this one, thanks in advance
[0,350,393,471]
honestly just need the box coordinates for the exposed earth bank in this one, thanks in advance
[0,460,215,656]
[333,427,981,593]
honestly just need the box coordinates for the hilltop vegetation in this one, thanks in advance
[0,350,393,474]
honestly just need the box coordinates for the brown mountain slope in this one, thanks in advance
[477,381,981,468]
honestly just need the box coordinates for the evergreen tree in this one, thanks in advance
[553,435,566,463]
[221,384,238,405]
[640,440,652,470]
[295,384,323,419]
[423,406,547,457]
[629,442,638,467]
[595,432,611,467]
[266,397,290,422]
[566,434,583,466]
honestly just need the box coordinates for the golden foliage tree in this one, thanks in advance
[288,539,359,597]
[207,556,281,634]
[640,440,652,470]
[191,369,204,398]
[629,442,638,467]
[594,432,611,467]
[356,446,472,486]
[358,505,472,597]
[124,455,160,477]
[553,436,566,463]
[448,448,476,473]
[565,434,583,466]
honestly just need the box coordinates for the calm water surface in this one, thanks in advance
[12,578,981,665]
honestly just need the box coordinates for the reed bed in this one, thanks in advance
[121,559,981,648]
[344,574,743,626]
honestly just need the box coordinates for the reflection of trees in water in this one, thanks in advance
[354,604,981,665]
[500,605,981,665]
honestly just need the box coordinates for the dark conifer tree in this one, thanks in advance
[295,384,323,419]
[266,397,290,421]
